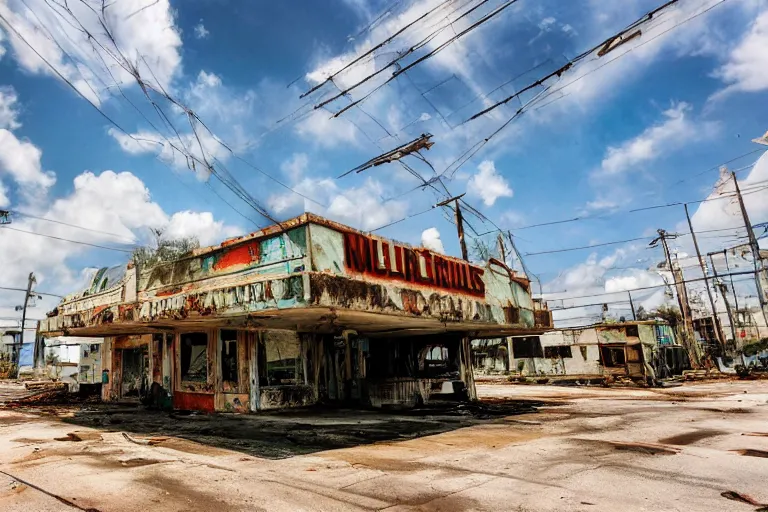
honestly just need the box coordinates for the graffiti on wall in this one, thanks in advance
[342,231,485,297]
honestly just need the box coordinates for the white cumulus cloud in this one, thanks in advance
[467,160,513,206]
[0,0,183,105]
[599,102,698,176]
[0,86,20,130]
[421,227,445,253]
[713,10,768,97]
[194,21,210,40]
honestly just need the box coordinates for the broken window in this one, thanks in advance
[422,345,451,375]
[512,337,543,358]
[625,325,639,338]
[262,331,303,386]
[544,345,573,359]
[600,345,626,367]
[221,330,238,385]
[180,332,208,382]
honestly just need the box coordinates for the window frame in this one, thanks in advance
[512,336,544,359]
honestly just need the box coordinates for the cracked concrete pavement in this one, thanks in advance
[0,380,767,511]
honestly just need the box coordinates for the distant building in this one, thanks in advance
[472,321,689,382]
[43,337,103,392]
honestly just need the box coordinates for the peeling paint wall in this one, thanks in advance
[41,215,550,339]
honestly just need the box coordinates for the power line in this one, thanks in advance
[474,171,768,237]
[0,286,63,298]
[0,6,325,225]
[316,0,503,113]
[524,225,756,257]
[524,236,650,256]
[539,268,759,303]
[9,211,138,243]
[672,148,765,186]
[442,0,730,180]
[1,226,135,253]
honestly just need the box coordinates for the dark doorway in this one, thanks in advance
[121,347,148,400]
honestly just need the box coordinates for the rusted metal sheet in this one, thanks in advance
[173,391,214,412]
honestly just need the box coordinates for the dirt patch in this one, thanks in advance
[659,429,726,445]
[609,441,681,455]
[10,438,48,445]
[146,437,233,457]
[137,473,253,511]
[0,415,29,426]
[693,407,753,414]
[732,449,768,458]
[55,431,103,442]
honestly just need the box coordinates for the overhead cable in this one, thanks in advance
[1,226,135,253]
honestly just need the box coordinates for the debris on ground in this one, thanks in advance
[1,382,99,408]
[720,490,765,507]
[24,381,67,392]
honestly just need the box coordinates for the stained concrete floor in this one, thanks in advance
[0,380,767,511]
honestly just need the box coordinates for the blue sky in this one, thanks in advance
[1,0,767,327]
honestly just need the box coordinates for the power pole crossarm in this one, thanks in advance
[436,194,468,261]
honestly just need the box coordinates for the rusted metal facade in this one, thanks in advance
[41,213,552,412]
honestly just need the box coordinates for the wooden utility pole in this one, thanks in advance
[709,252,738,345]
[436,194,468,261]
[723,249,741,324]
[628,290,637,321]
[731,171,768,327]
[685,204,726,353]
[652,230,699,366]
[15,272,36,378]
[496,233,506,263]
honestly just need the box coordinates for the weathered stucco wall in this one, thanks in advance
[40,215,550,336]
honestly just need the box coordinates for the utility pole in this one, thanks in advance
[628,290,637,321]
[651,230,699,366]
[709,252,738,346]
[723,249,741,326]
[436,194,468,261]
[731,170,768,328]
[496,233,506,263]
[685,204,726,353]
[15,272,36,378]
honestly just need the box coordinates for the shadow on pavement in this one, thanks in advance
[8,398,544,459]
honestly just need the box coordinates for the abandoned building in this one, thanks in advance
[39,213,553,412]
[472,321,690,382]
